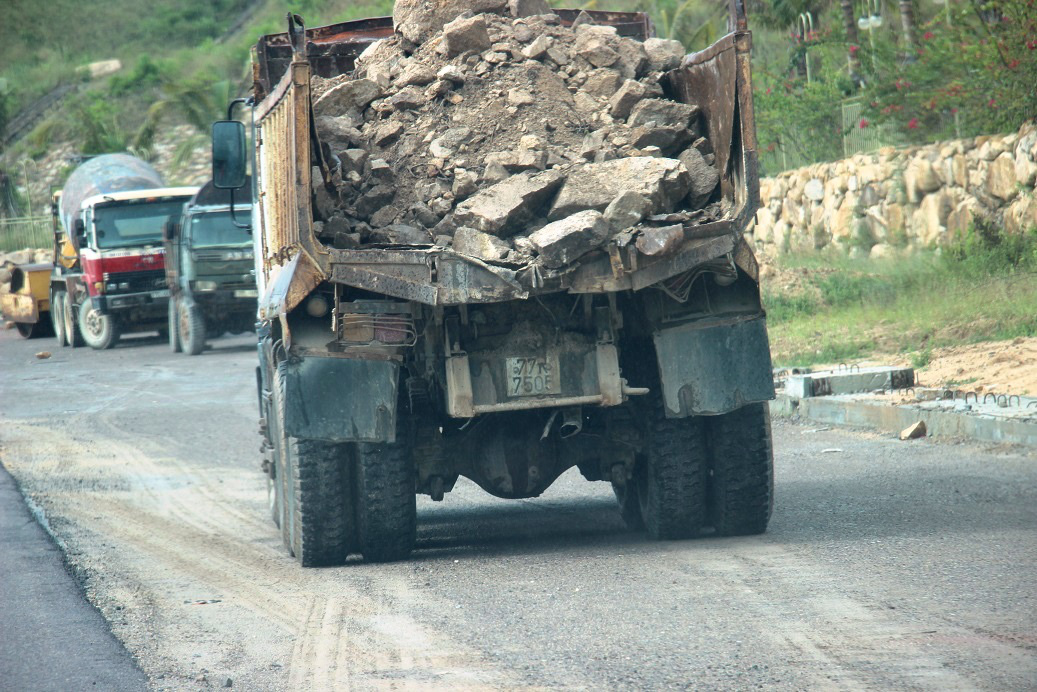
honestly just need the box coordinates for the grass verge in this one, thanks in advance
[765,225,1037,366]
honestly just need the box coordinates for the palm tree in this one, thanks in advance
[132,77,240,170]
[839,0,861,74]
[898,0,917,53]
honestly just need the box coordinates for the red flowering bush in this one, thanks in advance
[860,0,1037,142]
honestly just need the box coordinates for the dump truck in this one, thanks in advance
[0,263,53,338]
[51,154,197,349]
[164,179,257,355]
[213,1,774,566]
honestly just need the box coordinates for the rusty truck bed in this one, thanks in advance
[251,4,759,314]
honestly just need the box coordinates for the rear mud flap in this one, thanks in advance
[654,313,774,417]
[282,355,399,443]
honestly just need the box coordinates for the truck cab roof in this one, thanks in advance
[81,186,200,211]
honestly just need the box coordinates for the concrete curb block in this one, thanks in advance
[769,395,1037,447]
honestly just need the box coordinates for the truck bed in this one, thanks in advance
[251,5,759,312]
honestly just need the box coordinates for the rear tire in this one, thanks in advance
[272,361,355,566]
[64,293,84,347]
[355,432,416,563]
[168,298,182,353]
[64,293,80,347]
[289,439,356,567]
[705,403,774,536]
[51,290,67,347]
[78,297,119,350]
[635,410,709,540]
[178,300,206,356]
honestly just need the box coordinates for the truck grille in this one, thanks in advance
[105,270,166,293]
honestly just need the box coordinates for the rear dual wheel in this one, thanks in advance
[267,360,416,566]
[615,402,773,539]
[50,290,67,346]
[168,298,182,353]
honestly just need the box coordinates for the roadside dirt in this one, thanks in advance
[859,336,1037,396]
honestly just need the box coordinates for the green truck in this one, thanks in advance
[164,181,257,355]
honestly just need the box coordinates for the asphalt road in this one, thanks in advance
[0,324,1034,690]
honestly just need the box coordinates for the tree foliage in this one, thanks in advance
[859,0,1037,142]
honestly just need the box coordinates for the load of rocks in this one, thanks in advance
[310,0,723,270]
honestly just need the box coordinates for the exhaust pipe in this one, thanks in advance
[559,407,583,439]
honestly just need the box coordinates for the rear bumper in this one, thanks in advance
[95,290,169,314]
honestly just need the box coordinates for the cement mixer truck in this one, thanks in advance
[50,154,198,349]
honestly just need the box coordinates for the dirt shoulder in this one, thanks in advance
[843,336,1037,397]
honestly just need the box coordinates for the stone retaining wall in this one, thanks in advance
[751,121,1037,258]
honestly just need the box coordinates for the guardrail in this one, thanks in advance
[0,216,52,253]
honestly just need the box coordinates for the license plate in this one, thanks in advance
[506,356,559,397]
[234,289,258,298]
[152,289,170,298]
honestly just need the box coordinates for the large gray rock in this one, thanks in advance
[313,79,382,117]
[316,116,363,149]
[452,226,512,261]
[356,185,396,218]
[429,127,472,158]
[396,62,437,87]
[454,170,565,236]
[630,124,693,152]
[581,69,623,99]
[677,147,719,207]
[604,191,651,231]
[388,87,425,111]
[529,210,610,268]
[574,28,620,68]
[440,15,493,56]
[522,35,553,60]
[628,98,699,129]
[608,79,646,119]
[614,38,649,79]
[369,224,430,244]
[394,0,506,44]
[643,38,685,72]
[5,250,35,266]
[549,157,691,220]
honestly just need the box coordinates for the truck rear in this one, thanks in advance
[51,154,198,349]
[215,1,773,565]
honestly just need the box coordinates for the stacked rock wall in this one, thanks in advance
[751,121,1037,258]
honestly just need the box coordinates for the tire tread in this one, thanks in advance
[355,436,416,563]
[706,402,774,536]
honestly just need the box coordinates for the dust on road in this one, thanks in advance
[0,328,1035,690]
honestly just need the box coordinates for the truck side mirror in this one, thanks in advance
[73,218,86,242]
[212,120,247,189]
[163,220,178,242]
